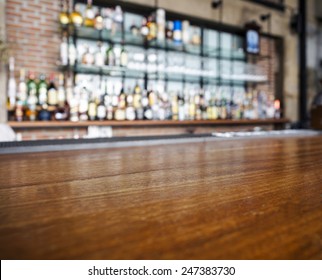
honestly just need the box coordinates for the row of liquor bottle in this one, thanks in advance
[60,0,201,46]
[61,39,128,67]
[7,65,281,122]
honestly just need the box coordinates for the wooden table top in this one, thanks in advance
[0,136,321,259]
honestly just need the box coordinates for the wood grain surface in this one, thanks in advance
[0,136,322,260]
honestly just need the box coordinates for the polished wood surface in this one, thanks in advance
[8,118,289,128]
[0,136,321,259]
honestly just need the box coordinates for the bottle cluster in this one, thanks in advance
[60,0,123,33]
[59,0,201,46]
[7,60,281,122]
[60,39,128,68]
[7,67,72,122]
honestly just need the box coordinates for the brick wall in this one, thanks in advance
[250,36,278,98]
[6,0,61,78]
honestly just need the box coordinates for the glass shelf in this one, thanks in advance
[71,64,216,83]
[74,64,146,79]
[73,26,203,56]
[71,64,267,85]
[64,18,266,87]
[203,46,246,60]
[74,26,123,43]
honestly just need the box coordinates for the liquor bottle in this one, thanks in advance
[60,32,68,66]
[57,74,66,106]
[198,89,206,120]
[97,95,106,121]
[82,45,94,65]
[148,88,157,108]
[126,105,136,121]
[25,101,37,121]
[130,20,139,36]
[15,71,25,122]
[70,3,83,27]
[114,46,121,67]
[173,20,182,45]
[7,57,17,112]
[37,75,50,121]
[102,79,109,105]
[178,92,185,121]
[47,73,58,108]
[171,92,178,120]
[147,15,157,41]
[114,86,126,121]
[17,69,27,106]
[191,26,201,45]
[113,5,123,34]
[158,93,168,120]
[79,87,89,121]
[103,8,113,31]
[133,82,142,109]
[84,0,95,28]
[118,85,126,109]
[26,72,38,121]
[95,41,105,67]
[188,93,195,120]
[156,8,166,41]
[140,18,149,38]
[65,74,74,105]
[103,80,113,120]
[164,93,172,120]
[59,0,70,26]
[133,84,143,120]
[37,74,48,106]
[274,99,281,119]
[88,92,97,121]
[193,96,202,120]
[125,87,135,121]
[215,95,221,120]
[184,91,190,120]
[220,95,227,120]
[69,86,80,122]
[211,98,218,120]
[111,85,119,109]
[27,71,37,98]
[226,91,233,120]
[182,20,190,45]
[207,92,215,120]
[166,21,174,41]
[142,90,153,120]
[120,46,128,67]
[105,45,115,66]
[94,9,104,30]
[38,104,52,121]
[15,100,24,122]
[68,38,77,66]
[148,89,158,120]
[207,99,213,120]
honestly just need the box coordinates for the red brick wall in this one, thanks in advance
[248,36,281,99]
[6,0,61,78]
[249,37,278,98]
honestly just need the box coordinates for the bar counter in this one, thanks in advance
[0,135,322,259]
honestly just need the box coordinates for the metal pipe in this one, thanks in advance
[299,0,308,128]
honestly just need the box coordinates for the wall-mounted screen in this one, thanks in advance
[246,29,260,54]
